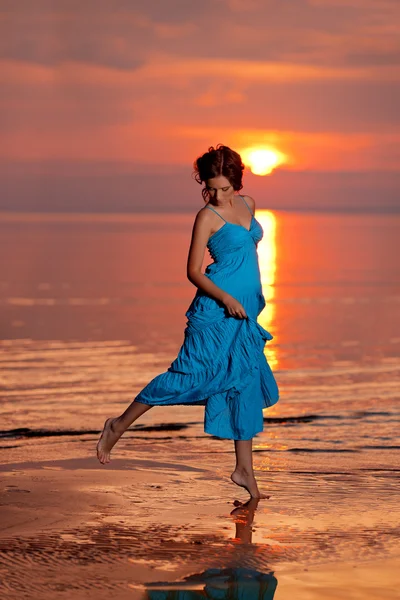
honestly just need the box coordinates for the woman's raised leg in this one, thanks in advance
[96,400,153,464]
[230,438,270,499]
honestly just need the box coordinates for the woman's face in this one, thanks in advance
[206,175,234,204]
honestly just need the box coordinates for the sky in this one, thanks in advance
[0,0,399,212]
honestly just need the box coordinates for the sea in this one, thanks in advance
[0,210,399,599]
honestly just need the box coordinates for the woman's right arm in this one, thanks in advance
[186,209,247,319]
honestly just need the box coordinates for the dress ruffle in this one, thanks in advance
[135,302,279,440]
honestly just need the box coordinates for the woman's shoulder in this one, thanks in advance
[241,194,256,212]
[191,204,216,231]
[195,204,214,220]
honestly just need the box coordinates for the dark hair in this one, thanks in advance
[192,144,245,202]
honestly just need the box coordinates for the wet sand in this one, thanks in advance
[1,445,399,599]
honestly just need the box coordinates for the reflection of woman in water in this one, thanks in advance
[144,499,278,599]
[145,567,278,600]
[97,144,279,499]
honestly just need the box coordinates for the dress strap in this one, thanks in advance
[205,205,228,223]
[240,195,254,216]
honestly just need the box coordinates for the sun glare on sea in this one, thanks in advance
[241,147,286,175]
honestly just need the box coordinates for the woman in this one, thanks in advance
[96,144,279,499]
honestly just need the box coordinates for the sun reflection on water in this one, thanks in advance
[256,210,278,369]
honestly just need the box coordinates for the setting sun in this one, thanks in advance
[241,147,287,175]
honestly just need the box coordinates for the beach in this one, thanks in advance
[1,210,399,599]
[2,451,399,599]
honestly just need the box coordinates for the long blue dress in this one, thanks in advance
[135,195,279,440]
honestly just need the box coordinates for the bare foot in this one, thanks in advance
[230,469,270,499]
[96,417,122,464]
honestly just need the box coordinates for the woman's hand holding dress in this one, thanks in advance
[221,293,248,319]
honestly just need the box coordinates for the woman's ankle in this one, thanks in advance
[111,416,125,434]
[234,466,254,477]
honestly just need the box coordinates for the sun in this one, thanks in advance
[241,147,286,175]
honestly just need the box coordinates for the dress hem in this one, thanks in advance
[203,426,264,441]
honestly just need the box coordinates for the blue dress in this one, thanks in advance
[135,195,279,440]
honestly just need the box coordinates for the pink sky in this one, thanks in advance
[0,0,399,211]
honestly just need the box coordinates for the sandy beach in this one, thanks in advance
[1,448,400,599]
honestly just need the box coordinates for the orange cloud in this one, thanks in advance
[0,21,398,170]
[2,56,399,88]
